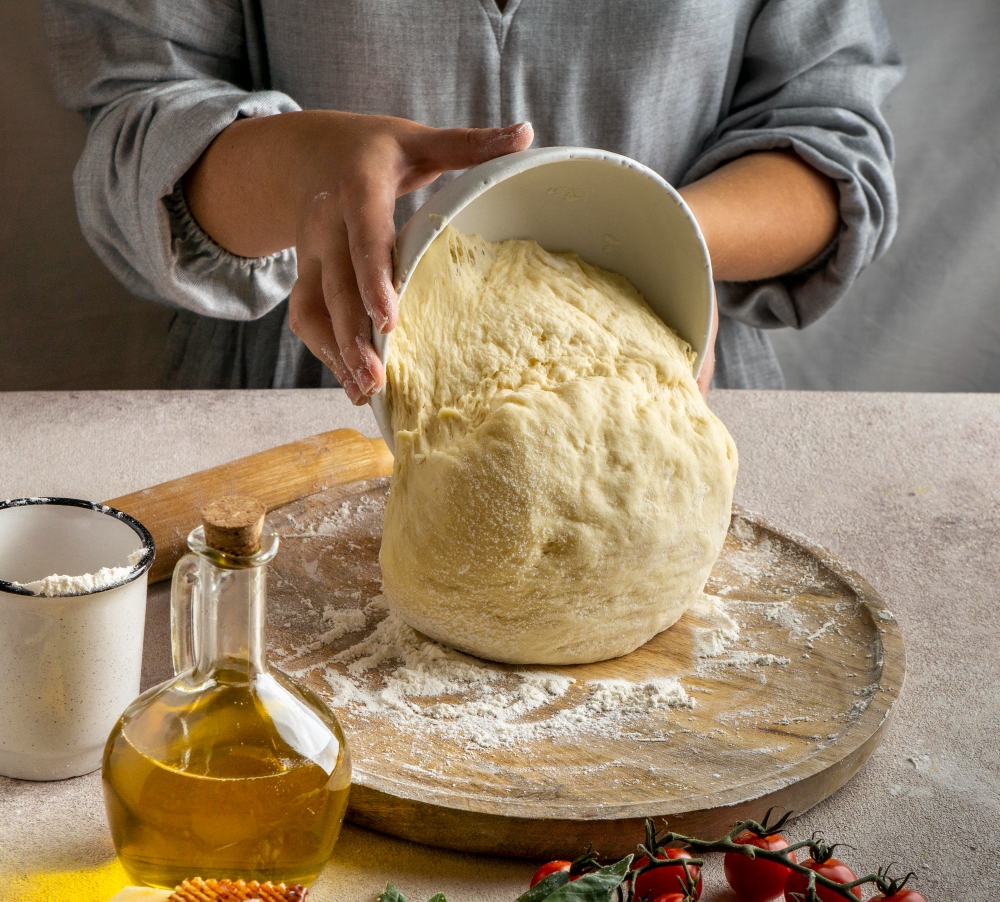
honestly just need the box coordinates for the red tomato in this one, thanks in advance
[529,860,573,887]
[651,895,689,902]
[784,857,861,902]
[724,829,797,902]
[871,892,928,902]
[632,848,703,900]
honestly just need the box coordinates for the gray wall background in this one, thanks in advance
[1,0,998,392]
[769,0,1000,391]
[0,0,174,390]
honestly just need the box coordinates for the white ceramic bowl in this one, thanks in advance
[370,147,714,453]
[0,498,154,780]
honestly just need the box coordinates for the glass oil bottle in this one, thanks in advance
[102,497,351,888]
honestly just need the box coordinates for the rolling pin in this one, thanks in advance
[105,429,393,584]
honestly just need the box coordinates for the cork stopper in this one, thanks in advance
[201,495,267,555]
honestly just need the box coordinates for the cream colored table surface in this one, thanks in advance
[1,390,997,902]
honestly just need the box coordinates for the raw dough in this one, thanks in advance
[380,226,737,665]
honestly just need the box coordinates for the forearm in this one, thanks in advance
[183,114,309,258]
[679,150,840,283]
[182,109,534,403]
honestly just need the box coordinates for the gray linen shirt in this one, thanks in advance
[43,0,902,390]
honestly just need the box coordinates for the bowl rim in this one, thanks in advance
[0,497,156,597]
[369,146,714,455]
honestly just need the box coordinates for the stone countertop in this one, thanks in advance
[1,390,997,902]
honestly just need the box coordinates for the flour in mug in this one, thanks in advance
[12,548,145,596]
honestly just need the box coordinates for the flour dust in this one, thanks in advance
[286,590,764,751]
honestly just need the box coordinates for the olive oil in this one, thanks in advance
[103,673,350,888]
[102,510,352,889]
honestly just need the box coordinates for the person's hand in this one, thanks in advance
[696,294,719,400]
[184,111,534,403]
[286,113,533,403]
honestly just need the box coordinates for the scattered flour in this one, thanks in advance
[584,679,693,715]
[283,588,808,749]
[318,606,367,643]
[721,519,825,598]
[283,496,386,538]
[276,494,860,754]
[710,651,791,668]
[13,548,145,597]
[690,594,741,657]
[689,596,790,670]
[762,601,806,634]
[291,595,694,750]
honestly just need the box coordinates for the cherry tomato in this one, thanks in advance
[651,895,689,902]
[871,892,928,902]
[724,829,798,902]
[632,848,703,900]
[529,860,576,887]
[784,857,861,902]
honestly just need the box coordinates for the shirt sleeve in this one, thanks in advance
[682,0,904,331]
[43,0,300,320]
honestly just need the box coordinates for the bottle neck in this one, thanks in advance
[193,559,268,680]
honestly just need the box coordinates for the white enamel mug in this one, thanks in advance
[369,147,714,454]
[0,498,154,780]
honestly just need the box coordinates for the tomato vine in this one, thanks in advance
[378,809,924,902]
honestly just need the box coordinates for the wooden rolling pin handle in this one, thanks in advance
[105,429,393,584]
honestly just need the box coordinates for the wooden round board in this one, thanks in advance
[266,477,904,859]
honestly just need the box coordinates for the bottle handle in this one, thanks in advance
[170,553,200,676]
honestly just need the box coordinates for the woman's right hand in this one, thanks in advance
[183,111,534,402]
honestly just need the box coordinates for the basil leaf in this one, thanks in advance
[514,870,572,902]
[515,856,633,902]
[377,887,447,902]
[383,857,632,902]
[541,856,634,902]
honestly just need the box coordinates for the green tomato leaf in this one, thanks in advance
[518,856,634,902]
[377,886,447,902]
[515,870,572,902]
[552,856,633,901]
[378,885,409,902]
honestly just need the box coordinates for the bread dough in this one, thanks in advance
[380,226,737,665]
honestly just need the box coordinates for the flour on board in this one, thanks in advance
[274,491,865,756]
[287,591,756,750]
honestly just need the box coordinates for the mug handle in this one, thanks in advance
[170,553,200,675]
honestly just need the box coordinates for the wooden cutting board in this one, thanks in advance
[265,477,905,860]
